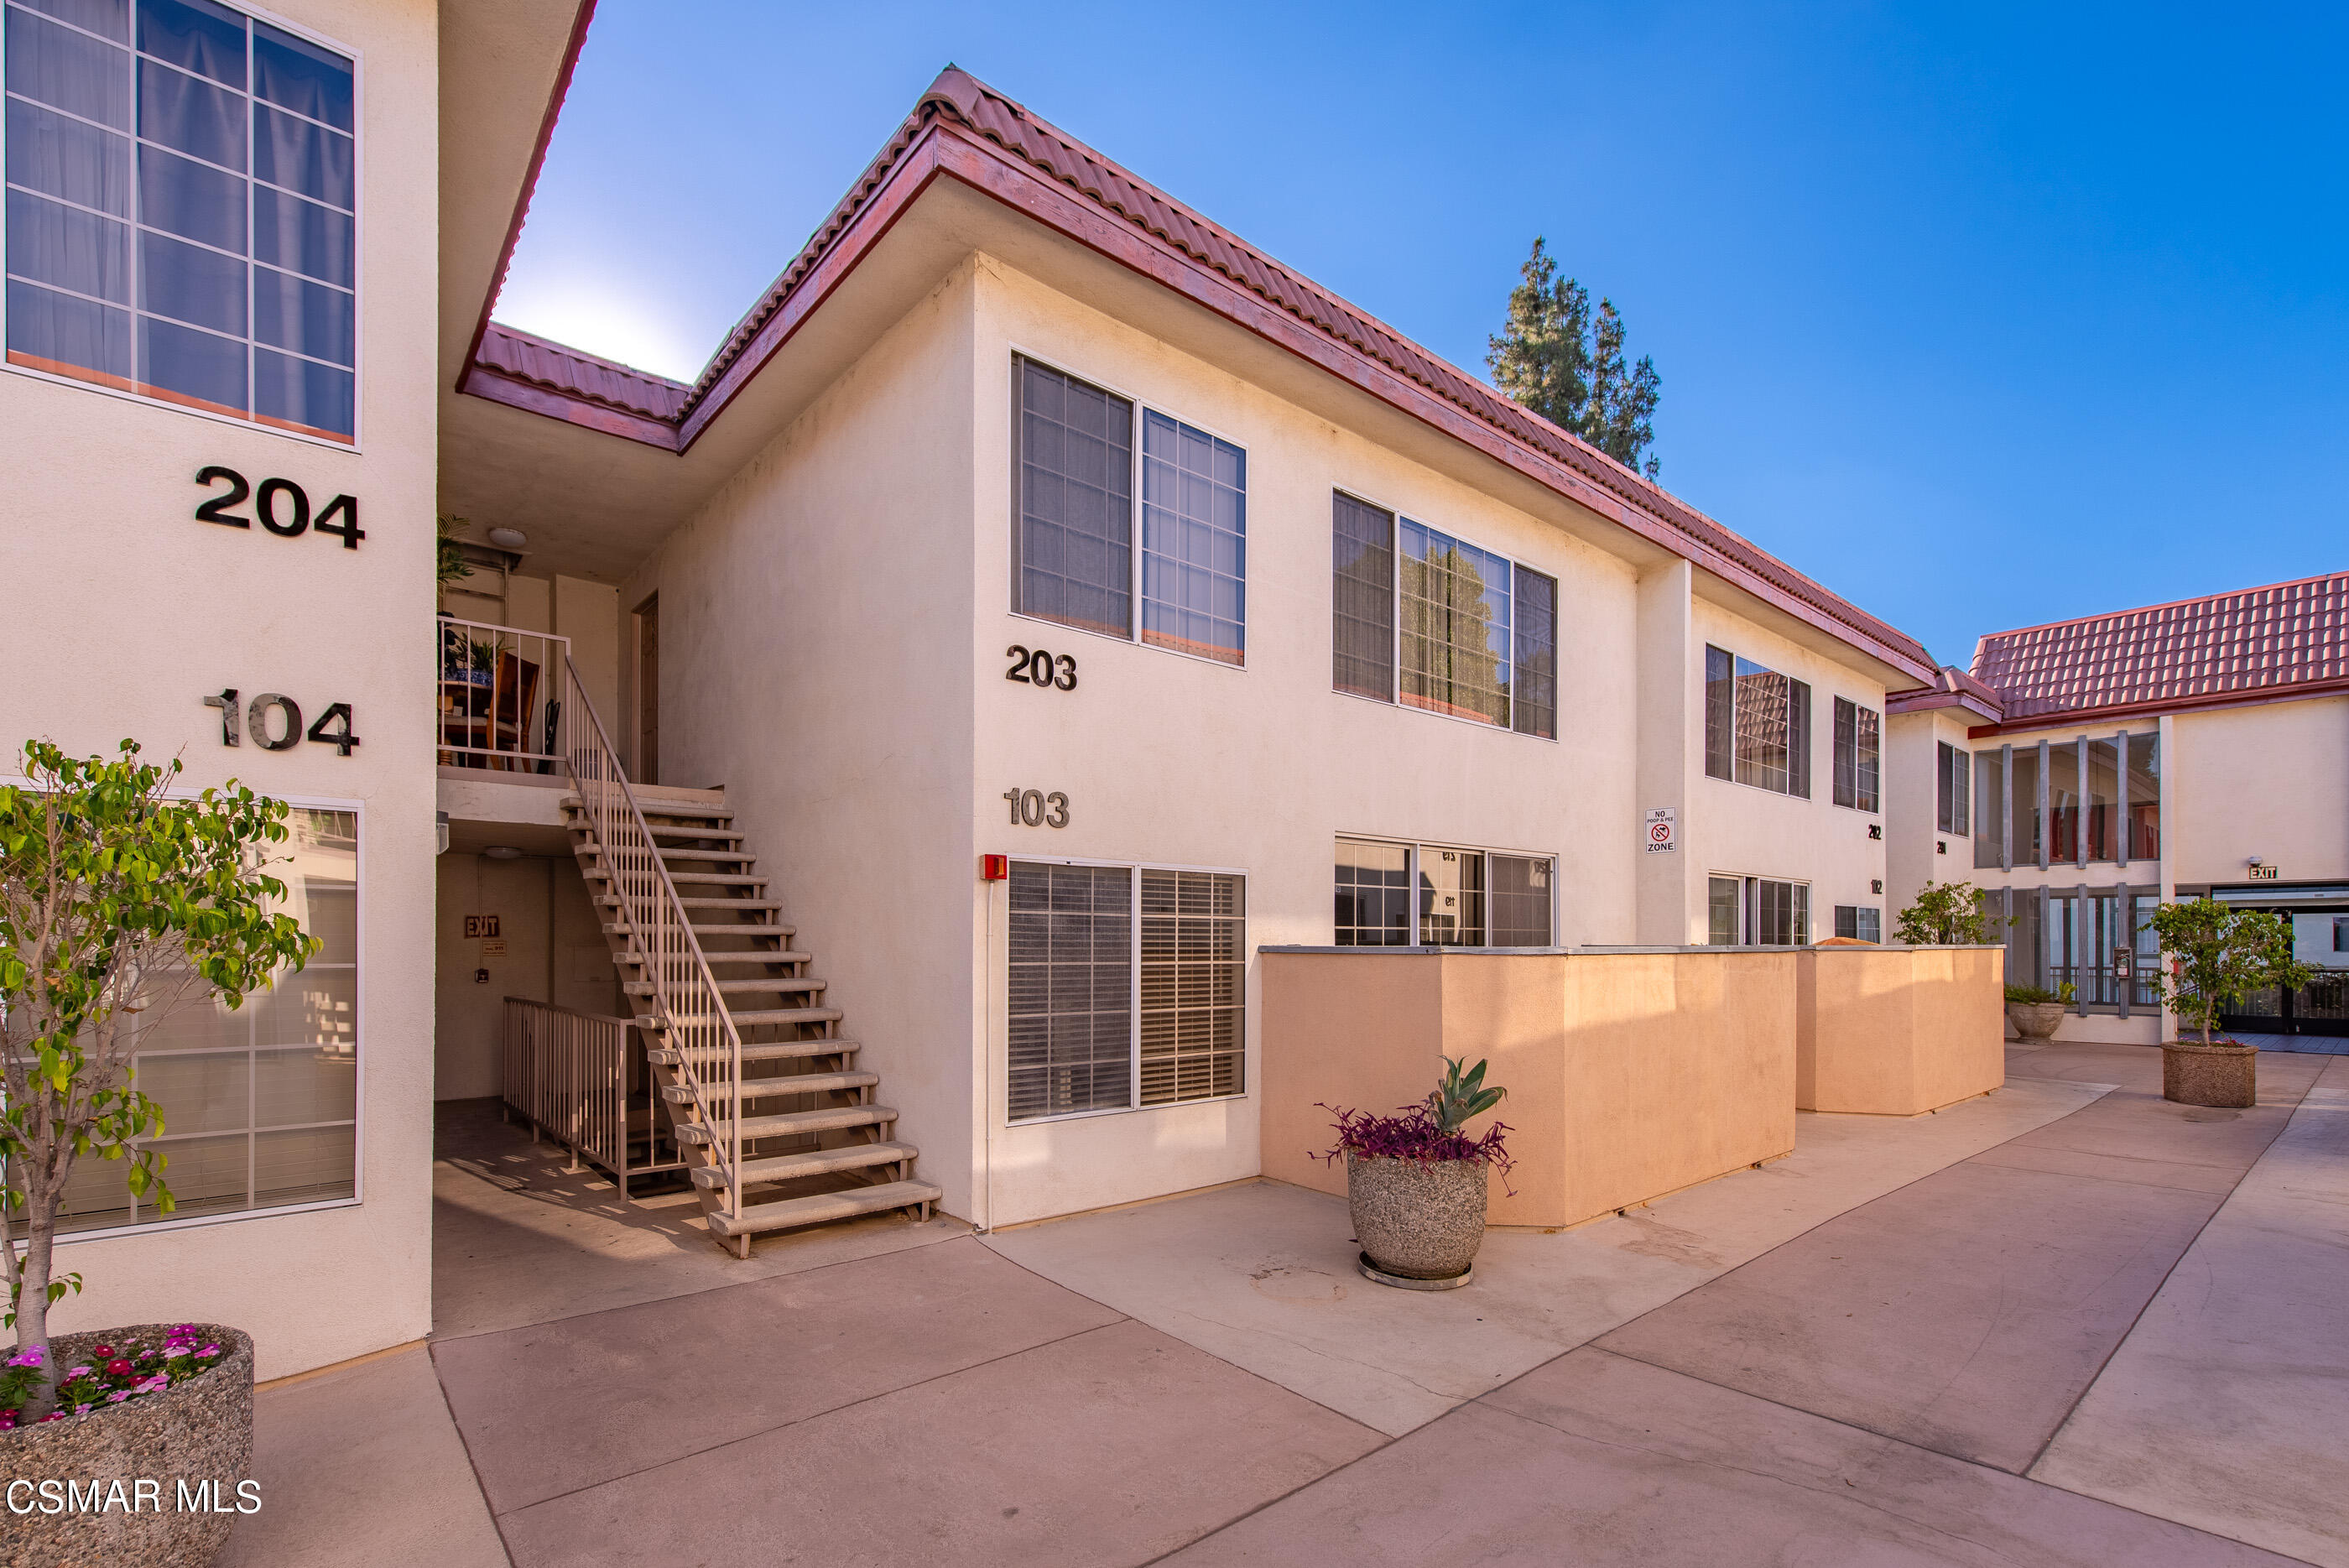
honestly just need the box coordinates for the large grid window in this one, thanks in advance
[1705,873,1810,945]
[1006,860,1244,1122]
[1832,697,1880,812]
[1334,838,1553,948]
[1704,644,1810,797]
[1331,494,1557,739]
[57,807,357,1233]
[1015,356,1247,664]
[1140,410,1245,664]
[3,0,357,442]
[1971,733,2160,868]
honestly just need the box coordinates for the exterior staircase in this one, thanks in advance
[560,776,940,1257]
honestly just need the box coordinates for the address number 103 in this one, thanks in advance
[1003,789,1070,828]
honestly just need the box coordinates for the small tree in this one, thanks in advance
[1895,880,2004,945]
[0,741,315,1421]
[2146,899,2315,1048]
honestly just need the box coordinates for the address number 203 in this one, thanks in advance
[1005,645,1076,690]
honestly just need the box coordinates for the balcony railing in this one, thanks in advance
[437,615,570,772]
[500,998,687,1199]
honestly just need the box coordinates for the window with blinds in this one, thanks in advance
[1138,869,1243,1106]
[1006,861,1133,1122]
[1006,860,1245,1122]
[56,806,358,1233]
[3,0,359,440]
[1832,697,1880,813]
[1331,493,1557,739]
[1704,644,1810,798]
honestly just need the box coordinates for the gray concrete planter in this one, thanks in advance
[0,1323,253,1568]
[1344,1150,1489,1284]
[2006,1002,2068,1042]
[2164,1041,2258,1108]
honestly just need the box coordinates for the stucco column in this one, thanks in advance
[1636,559,1694,943]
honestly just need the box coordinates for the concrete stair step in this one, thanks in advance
[647,1039,857,1067]
[672,1103,897,1143]
[706,1180,941,1237]
[586,867,767,888]
[562,794,730,820]
[598,904,786,923]
[616,949,808,967]
[659,1070,876,1105]
[640,1006,843,1030]
[690,1141,916,1190]
[622,976,825,997]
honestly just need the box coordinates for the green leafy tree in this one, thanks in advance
[2146,899,2316,1048]
[1895,880,2005,945]
[1487,237,1663,477]
[0,741,315,1420]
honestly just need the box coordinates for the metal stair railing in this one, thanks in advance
[557,652,743,1224]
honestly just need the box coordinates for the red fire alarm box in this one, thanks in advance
[981,854,1009,882]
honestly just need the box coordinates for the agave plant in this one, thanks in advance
[1428,1055,1505,1133]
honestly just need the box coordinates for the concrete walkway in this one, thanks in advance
[220,1045,2349,1565]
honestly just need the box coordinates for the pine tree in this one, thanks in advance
[1487,237,1662,478]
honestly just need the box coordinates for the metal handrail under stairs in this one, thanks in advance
[557,652,747,1230]
[499,998,687,1199]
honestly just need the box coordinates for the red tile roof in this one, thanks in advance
[476,323,688,422]
[1970,570,2349,727]
[464,65,1935,680]
[1885,664,2003,721]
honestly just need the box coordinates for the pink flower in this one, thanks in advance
[7,1347,43,1367]
[198,1346,220,1357]
[107,1391,128,1403]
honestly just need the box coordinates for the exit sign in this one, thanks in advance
[464,914,502,938]
[2247,865,2279,882]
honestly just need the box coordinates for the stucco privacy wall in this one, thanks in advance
[1259,949,1796,1230]
[1796,945,2004,1115]
[967,258,1652,1227]
[1686,599,1890,943]
[621,262,981,1216]
[0,0,440,1377]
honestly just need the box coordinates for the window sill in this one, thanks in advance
[1006,1091,1248,1129]
[52,1195,361,1248]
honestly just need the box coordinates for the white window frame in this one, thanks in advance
[27,786,368,1247]
[1937,740,1972,837]
[1706,870,1811,946]
[1334,835,1560,949]
[1831,695,1881,815]
[0,0,367,451]
[1326,485,1559,742]
[1008,348,1248,674]
[1704,643,1812,799]
[998,853,1249,1128]
[1832,904,1883,942]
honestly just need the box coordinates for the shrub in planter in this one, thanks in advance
[2145,899,2315,1108]
[2003,982,2075,1043]
[1895,880,2008,946]
[1320,1058,1514,1288]
[1,739,314,1425]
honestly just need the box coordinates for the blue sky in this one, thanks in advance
[497,1,2346,670]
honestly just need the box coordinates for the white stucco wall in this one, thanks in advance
[1685,600,1889,943]
[2169,695,2349,890]
[0,0,440,1378]
[622,261,982,1218]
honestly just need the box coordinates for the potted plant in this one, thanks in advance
[2004,982,2075,1043]
[2146,898,2315,1107]
[1320,1057,1513,1290]
[1,740,315,1563]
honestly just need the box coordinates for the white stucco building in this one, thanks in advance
[10,2,2328,1382]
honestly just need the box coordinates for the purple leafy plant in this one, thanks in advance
[1316,1102,1517,1196]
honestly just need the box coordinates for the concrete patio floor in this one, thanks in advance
[219,1044,2349,1566]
